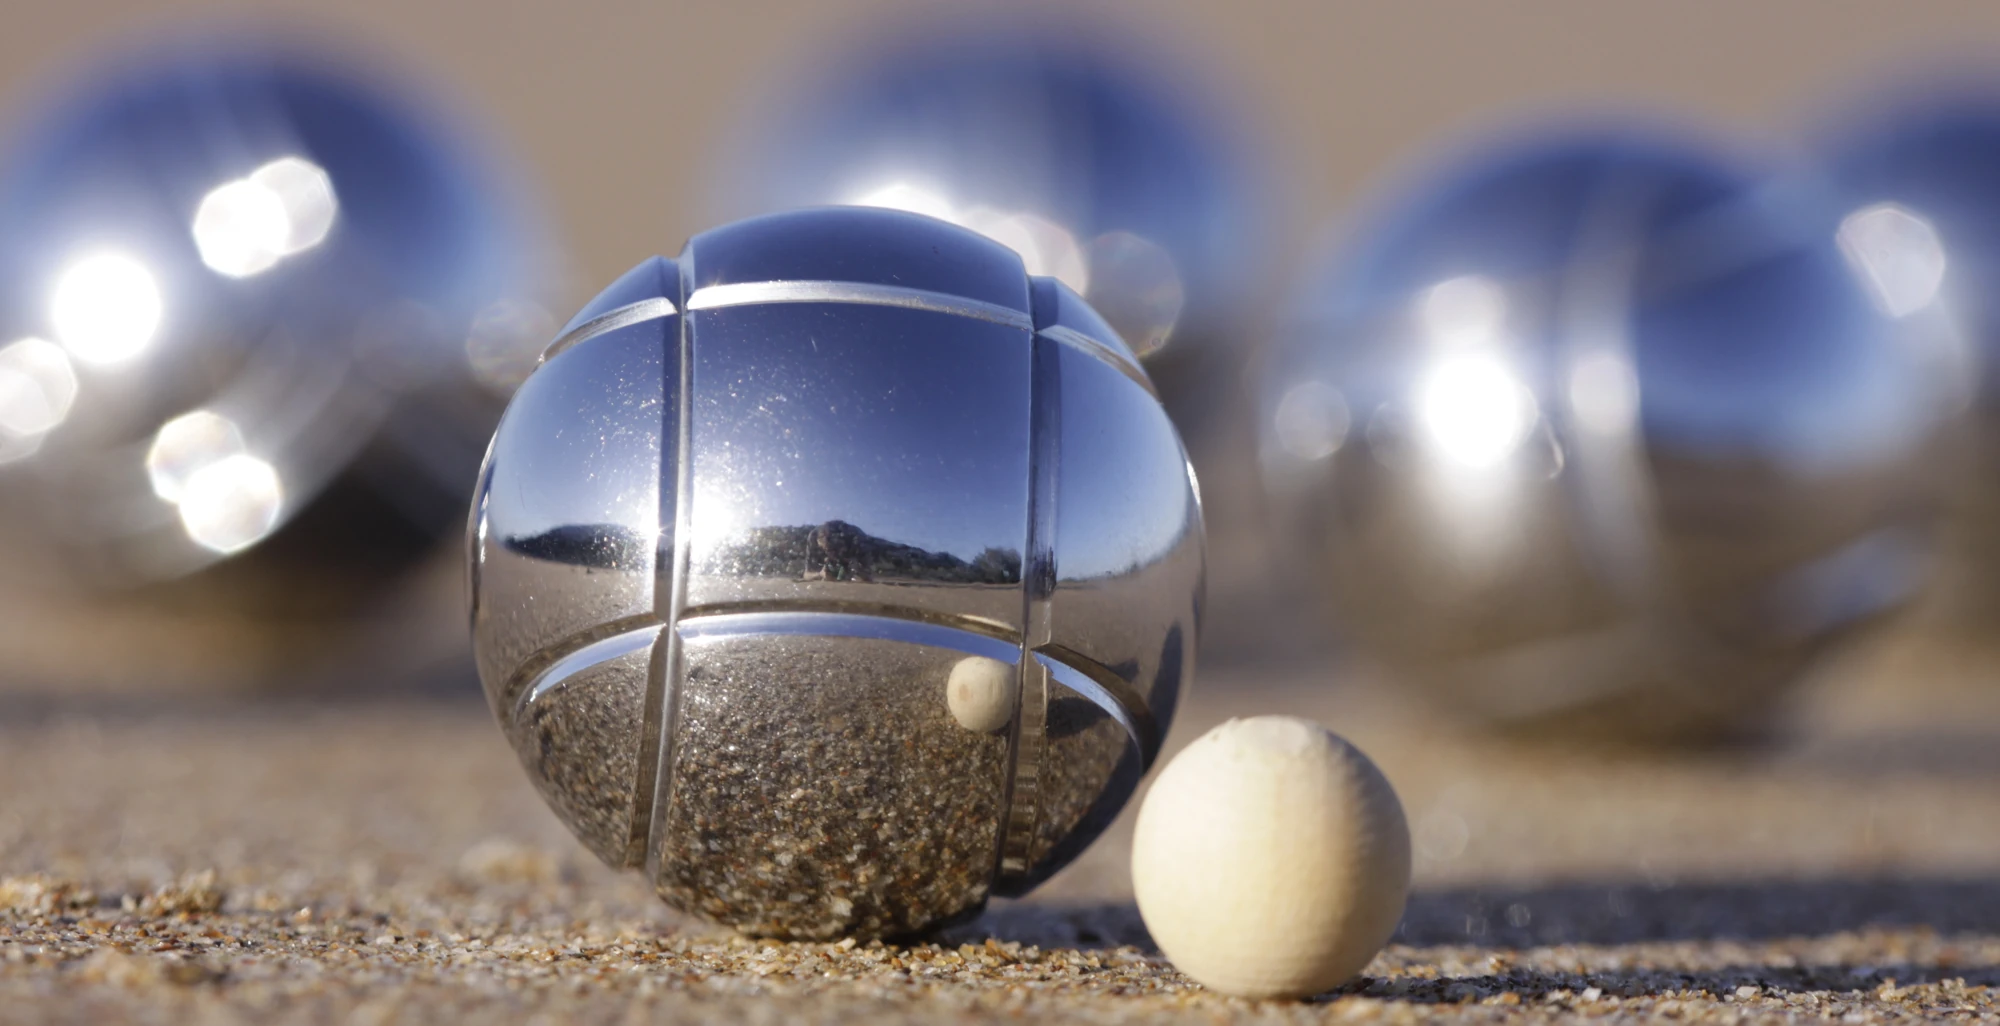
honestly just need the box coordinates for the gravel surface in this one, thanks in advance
[6,622,2000,1023]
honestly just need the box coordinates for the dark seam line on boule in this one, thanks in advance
[541,298,677,364]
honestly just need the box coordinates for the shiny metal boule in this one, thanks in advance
[470,207,1202,937]
[0,36,550,690]
[1260,130,1955,742]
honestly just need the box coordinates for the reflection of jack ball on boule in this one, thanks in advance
[1132,716,1411,1000]
[944,655,1018,734]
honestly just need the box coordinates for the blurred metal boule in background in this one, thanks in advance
[1260,128,1961,743]
[704,9,1275,658]
[1814,83,2000,629]
[706,13,1269,415]
[0,31,558,695]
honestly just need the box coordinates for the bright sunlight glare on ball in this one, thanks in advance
[0,338,78,438]
[1415,352,1535,469]
[1836,201,1946,319]
[49,251,162,365]
[147,409,248,504]
[176,453,283,554]
[193,155,338,277]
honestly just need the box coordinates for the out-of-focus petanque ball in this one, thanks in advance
[705,14,1269,432]
[1260,129,1957,743]
[0,35,550,590]
[1132,716,1410,999]
[1817,87,2000,621]
[0,33,554,693]
[469,206,1202,939]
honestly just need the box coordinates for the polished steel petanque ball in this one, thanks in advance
[705,16,1268,425]
[1815,88,2000,622]
[1260,129,1956,742]
[0,36,549,595]
[470,206,1203,938]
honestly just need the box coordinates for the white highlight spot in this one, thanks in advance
[146,410,247,504]
[0,338,78,438]
[193,155,338,277]
[176,453,283,553]
[961,208,1090,295]
[192,178,290,276]
[846,181,1090,294]
[252,156,339,254]
[50,252,162,365]
[1272,380,1350,461]
[849,181,959,224]
[1416,352,1536,469]
[1838,202,1947,318]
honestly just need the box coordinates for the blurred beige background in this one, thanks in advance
[8,1,2000,307]
[9,0,2000,689]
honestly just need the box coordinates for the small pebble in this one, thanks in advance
[1130,715,1410,999]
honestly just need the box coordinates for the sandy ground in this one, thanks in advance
[4,615,2000,1023]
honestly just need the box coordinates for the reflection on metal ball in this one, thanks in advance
[0,35,550,593]
[1817,88,2000,622]
[470,207,1203,937]
[1261,129,1956,742]
[705,16,1267,417]
[948,655,1019,734]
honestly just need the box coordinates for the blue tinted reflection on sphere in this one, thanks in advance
[470,207,1201,937]
[1262,131,1954,741]
[1819,91,2000,615]
[0,38,548,586]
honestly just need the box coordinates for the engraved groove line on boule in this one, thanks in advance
[506,617,666,722]
[541,297,678,363]
[1036,324,1153,396]
[639,258,700,874]
[516,622,664,716]
[578,279,1158,392]
[684,279,1033,328]
[674,609,1023,665]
